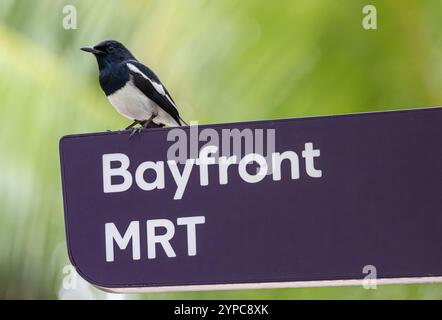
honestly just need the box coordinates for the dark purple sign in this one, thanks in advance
[59,107,442,292]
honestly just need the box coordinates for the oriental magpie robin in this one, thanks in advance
[81,40,186,132]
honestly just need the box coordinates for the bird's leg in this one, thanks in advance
[125,120,140,130]
[129,116,156,137]
[129,120,146,137]
[142,115,155,128]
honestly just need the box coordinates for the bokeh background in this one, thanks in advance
[0,0,441,299]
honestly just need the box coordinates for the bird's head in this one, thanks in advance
[81,40,135,70]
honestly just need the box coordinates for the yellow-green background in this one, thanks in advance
[0,0,441,299]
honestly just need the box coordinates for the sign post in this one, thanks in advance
[59,107,442,292]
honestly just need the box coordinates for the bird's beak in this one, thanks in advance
[80,47,104,55]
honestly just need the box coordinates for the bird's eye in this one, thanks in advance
[107,45,114,52]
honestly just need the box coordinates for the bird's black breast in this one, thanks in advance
[99,63,130,96]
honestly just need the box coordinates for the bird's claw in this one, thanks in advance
[129,127,143,137]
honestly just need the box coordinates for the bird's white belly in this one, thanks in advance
[108,81,155,121]
[107,80,180,127]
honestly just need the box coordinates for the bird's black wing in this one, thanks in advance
[126,61,183,126]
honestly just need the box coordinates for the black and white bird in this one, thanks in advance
[81,40,186,131]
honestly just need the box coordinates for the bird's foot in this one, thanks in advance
[128,116,157,137]
[129,127,143,137]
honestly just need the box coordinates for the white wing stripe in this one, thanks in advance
[127,63,177,108]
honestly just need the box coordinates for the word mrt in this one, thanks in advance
[105,216,205,262]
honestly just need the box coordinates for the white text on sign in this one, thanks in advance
[102,143,322,200]
[105,216,205,262]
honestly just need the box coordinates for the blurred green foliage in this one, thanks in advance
[0,0,441,299]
